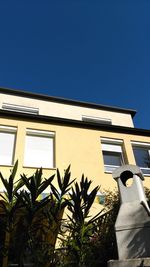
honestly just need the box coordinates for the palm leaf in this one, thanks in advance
[88,208,105,224]
[50,184,60,200]
[57,168,62,191]
[35,168,43,189]
[38,174,55,196]
[0,172,9,193]
[20,174,31,190]
[14,178,25,195]
[8,175,13,202]
[10,160,18,180]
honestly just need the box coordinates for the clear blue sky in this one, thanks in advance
[0,0,150,129]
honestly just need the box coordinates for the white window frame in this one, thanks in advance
[132,141,150,176]
[101,138,124,173]
[82,115,112,125]
[2,103,39,115]
[0,125,17,166]
[24,129,55,168]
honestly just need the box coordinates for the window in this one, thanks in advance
[0,126,16,165]
[24,129,55,168]
[132,143,150,175]
[101,139,124,173]
[97,192,105,205]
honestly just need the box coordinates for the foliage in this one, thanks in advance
[57,189,120,267]
[58,175,103,267]
[2,164,146,266]
[10,168,55,266]
[48,165,75,230]
[0,164,75,267]
[0,161,25,267]
[82,187,150,267]
[87,190,119,267]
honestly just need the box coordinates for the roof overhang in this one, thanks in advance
[0,87,137,118]
[0,109,149,137]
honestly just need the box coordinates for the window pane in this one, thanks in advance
[141,168,150,175]
[0,132,15,165]
[103,151,122,166]
[24,135,54,168]
[133,147,150,168]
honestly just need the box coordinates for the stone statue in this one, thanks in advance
[108,165,150,267]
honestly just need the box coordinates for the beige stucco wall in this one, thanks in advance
[0,93,134,127]
[0,117,150,195]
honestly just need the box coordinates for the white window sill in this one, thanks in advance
[104,165,121,173]
[104,166,150,176]
[23,165,56,170]
[0,164,14,167]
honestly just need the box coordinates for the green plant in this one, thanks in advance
[10,166,75,267]
[41,165,75,267]
[0,164,125,267]
[0,161,25,267]
[88,190,119,267]
[46,166,75,243]
[59,175,103,267]
[12,168,55,266]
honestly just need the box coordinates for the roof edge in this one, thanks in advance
[0,109,149,137]
[0,87,137,117]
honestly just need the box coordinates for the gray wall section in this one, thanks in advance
[108,258,150,267]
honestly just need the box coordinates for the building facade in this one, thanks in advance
[0,87,150,198]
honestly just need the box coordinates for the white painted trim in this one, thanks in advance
[0,125,17,132]
[131,141,150,147]
[96,191,105,196]
[101,137,123,144]
[2,102,39,115]
[132,143,150,176]
[101,143,122,152]
[82,115,112,124]
[26,128,55,137]
[104,165,121,173]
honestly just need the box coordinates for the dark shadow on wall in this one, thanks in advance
[127,222,150,259]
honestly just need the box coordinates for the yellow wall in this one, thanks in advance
[0,117,150,193]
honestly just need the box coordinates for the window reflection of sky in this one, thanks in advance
[133,147,150,168]
[103,151,122,166]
